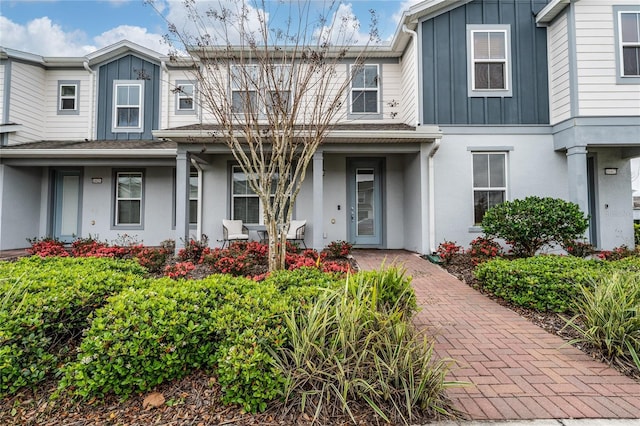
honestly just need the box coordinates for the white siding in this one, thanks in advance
[379,62,402,123]
[400,37,417,125]
[574,0,640,116]
[43,70,92,140]
[547,11,571,124]
[165,69,201,129]
[7,62,45,145]
[0,63,5,122]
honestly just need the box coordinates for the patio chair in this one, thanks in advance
[222,219,249,248]
[286,220,307,249]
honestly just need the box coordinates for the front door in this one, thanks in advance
[52,169,82,243]
[348,158,383,246]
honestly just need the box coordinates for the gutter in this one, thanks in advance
[0,148,176,158]
[402,24,420,127]
[83,61,96,140]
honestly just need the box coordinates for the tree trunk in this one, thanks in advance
[266,219,287,271]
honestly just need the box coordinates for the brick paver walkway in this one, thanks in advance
[353,249,640,420]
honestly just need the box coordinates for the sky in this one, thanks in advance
[0,0,420,57]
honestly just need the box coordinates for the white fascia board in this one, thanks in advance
[536,0,571,25]
[0,149,176,158]
[0,124,23,133]
[154,126,442,142]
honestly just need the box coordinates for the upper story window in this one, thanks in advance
[113,80,144,132]
[230,65,291,116]
[614,7,640,83]
[472,152,507,225]
[467,25,512,97]
[175,81,196,114]
[57,81,79,115]
[350,64,380,115]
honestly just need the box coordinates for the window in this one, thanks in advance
[176,81,196,113]
[350,64,379,114]
[231,166,285,224]
[113,81,144,132]
[115,171,143,226]
[230,65,260,115]
[189,170,199,225]
[467,25,512,97]
[57,81,79,115]
[230,65,291,116]
[472,153,506,225]
[614,7,640,83]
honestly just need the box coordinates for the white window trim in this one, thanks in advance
[614,6,640,84]
[229,64,293,118]
[189,169,199,225]
[114,171,144,228]
[466,24,513,97]
[57,80,80,115]
[471,152,508,226]
[348,64,382,118]
[112,80,144,133]
[175,80,196,114]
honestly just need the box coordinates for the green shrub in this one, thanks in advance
[635,223,640,247]
[349,266,417,316]
[474,256,607,313]
[59,274,290,412]
[271,275,457,424]
[481,196,589,257]
[0,257,147,396]
[566,272,640,367]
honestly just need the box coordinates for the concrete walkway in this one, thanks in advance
[353,250,640,421]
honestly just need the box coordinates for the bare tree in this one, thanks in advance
[152,0,376,271]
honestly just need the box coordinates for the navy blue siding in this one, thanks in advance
[96,55,160,140]
[421,0,549,125]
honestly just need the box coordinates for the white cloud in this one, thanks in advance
[391,0,424,24]
[94,25,168,53]
[313,3,374,46]
[0,16,95,56]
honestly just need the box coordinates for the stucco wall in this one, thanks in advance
[591,148,634,249]
[0,165,42,250]
[433,128,568,249]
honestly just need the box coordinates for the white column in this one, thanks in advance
[312,150,324,250]
[420,143,430,255]
[566,145,589,215]
[175,150,190,253]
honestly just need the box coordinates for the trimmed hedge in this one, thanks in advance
[0,256,147,396]
[474,255,640,313]
[58,274,311,411]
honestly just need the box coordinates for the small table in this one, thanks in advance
[245,224,268,243]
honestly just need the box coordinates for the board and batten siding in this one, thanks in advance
[547,10,571,124]
[574,0,640,116]
[400,36,417,125]
[44,69,92,140]
[96,54,160,140]
[7,62,45,145]
[421,0,550,125]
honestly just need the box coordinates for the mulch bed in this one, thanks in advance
[438,253,640,381]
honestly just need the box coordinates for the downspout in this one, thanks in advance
[402,24,420,127]
[83,61,95,140]
[161,61,170,129]
[428,138,441,254]
[190,158,203,239]
[404,23,441,253]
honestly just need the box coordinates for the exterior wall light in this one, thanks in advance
[604,168,618,175]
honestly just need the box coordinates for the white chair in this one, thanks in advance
[286,220,307,248]
[222,220,249,248]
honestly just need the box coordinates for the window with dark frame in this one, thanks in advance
[472,153,506,225]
